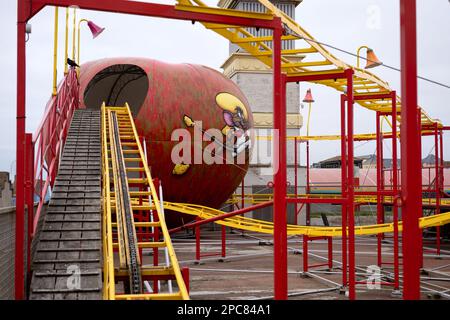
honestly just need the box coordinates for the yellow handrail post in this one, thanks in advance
[71,7,76,61]
[52,7,59,96]
[63,7,69,75]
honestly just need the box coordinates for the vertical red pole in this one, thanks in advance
[328,237,333,270]
[346,69,355,300]
[400,0,421,300]
[181,268,190,294]
[241,177,245,210]
[306,141,311,226]
[294,137,298,223]
[303,235,308,273]
[418,110,424,269]
[376,112,383,267]
[221,225,226,258]
[434,123,440,256]
[195,221,201,262]
[25,134,34,285]
[15,0,27,300]
[303,138,310,273]
[439,128,444,210]
[438,128,444,253]
[439,130,444,194]
[340,94,348,288]
[273,18,287,300]
[392,92,400,290]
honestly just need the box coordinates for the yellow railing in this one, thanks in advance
[160,201,450,238]
[101,103,189,300]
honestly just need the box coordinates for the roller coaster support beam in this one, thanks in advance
[391,91,400,290]
[376,111,384,267]
[16,0,27,300]
[272,20,287,300]
[434,123,441,256]
[17,0,280,300]
[25,1,277,29]
[169,201,274,234]
[345,69,355,300]
[340,94,348,288]
[25,134,34,284]
[287,69,354,299]
[400,0,421,300]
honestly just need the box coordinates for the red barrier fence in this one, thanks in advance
[28,68,79,236]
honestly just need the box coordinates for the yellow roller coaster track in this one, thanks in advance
[227,193,450,207]
[175,0,441,128]
[161,201,450,238]
[101,103,189,300]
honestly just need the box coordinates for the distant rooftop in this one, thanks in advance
[218,0,303,9]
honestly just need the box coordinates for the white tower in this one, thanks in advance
[219,0,306,224]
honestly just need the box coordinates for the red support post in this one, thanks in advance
[327,237,333,270]
[340,94,348,288]
[15,0,27,300]
[181,268,190,294]
[376,112,385,266]
[439,128,444,202]
[306,141,311,226]
[400,0,421,300]
[195,219,201,262]
[272,18,287,300]
[25,134,34,286]
[303,139,310,273]
[433,124,441,256]
[294,137,298,223]
[346,68,355,300]
[221,225,226,258]
[391,91,400,290]
[241,177,245,210]
[303,235,308,273]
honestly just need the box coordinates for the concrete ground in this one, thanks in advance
[142,226,450,300]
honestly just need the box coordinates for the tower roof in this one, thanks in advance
[218,0,303,9]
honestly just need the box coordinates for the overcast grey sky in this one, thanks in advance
[0,0,449,175]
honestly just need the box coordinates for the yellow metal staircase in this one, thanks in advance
[101,103,189,300]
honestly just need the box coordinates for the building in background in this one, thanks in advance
[218,0,305,224]
[0,172,13,208]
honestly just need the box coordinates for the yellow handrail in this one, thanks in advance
[124,104,189,300]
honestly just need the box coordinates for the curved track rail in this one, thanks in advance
[162,201,450,237]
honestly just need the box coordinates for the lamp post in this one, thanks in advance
[77,19,105,65]
[303,89,314,137]
[303,89,314,227]
[356,45,383,69]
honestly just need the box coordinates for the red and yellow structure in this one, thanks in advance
[14,0,448,301]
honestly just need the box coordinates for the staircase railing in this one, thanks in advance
[28,68,79,235]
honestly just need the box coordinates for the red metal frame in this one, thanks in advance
[273,25,287,300]
[14,0,436,301]
[400,0,421,300]
[340,94,348,288]
[15,0,282,300]
[31,69,79,235]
